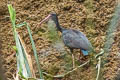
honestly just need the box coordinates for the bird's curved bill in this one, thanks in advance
[39,14,51,25]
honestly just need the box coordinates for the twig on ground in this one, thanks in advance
[96,57,101,80]
[95,49,104,59]
[43,60,90,78]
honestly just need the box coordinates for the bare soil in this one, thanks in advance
[0,0,120,80]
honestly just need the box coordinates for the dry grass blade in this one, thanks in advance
[18,35,36,78]
[16,22,44,79]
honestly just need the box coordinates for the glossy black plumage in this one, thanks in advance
[49,13,91,55]
[40,13,92,55]
[40,13,92,68]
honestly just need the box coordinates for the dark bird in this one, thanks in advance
[39,13,92,68]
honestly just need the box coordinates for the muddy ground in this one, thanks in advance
[0,0,120,80]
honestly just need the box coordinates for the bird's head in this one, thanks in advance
[39,12,58,25]
[39,12,63,32]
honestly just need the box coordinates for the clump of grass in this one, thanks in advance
[47,20,61,43]
[84,0,94,29]
[8,4,44,79]
[46,19,66,53]
[83,0,96,56]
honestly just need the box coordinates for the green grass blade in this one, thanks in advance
[19,37,32,77]
[25,22,43,79]
[16,22,26,28]
[8,4,43,79]
[8,4,16,25]
[16,33,29,77]
[8,4,32,78]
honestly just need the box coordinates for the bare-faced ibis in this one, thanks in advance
[39,13,92,68]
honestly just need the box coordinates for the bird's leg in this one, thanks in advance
[72,54,75,69]
[70,49,75,69]
[79,50,82,60]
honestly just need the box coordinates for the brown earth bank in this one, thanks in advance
[0,0,119,80]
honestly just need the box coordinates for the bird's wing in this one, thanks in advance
[73,30,91,46]
[62,29,91,50]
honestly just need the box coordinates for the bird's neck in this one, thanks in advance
[55,17,63,32]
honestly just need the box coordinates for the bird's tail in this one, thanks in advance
[81,50,88,56]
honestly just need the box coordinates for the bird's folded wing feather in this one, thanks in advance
[62,30,90,50]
